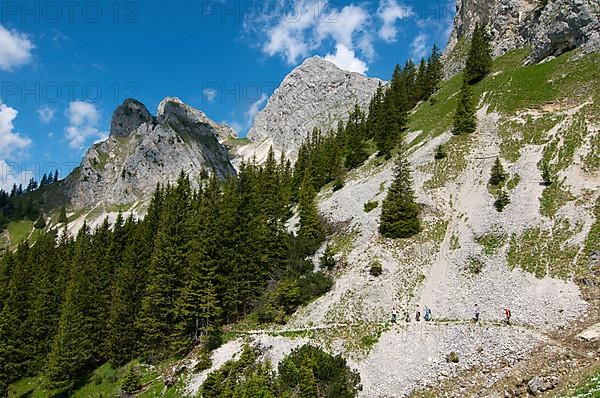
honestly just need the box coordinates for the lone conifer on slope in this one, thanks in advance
[465,23,492,84]
[379,147,421,239]
[453,80,477,135]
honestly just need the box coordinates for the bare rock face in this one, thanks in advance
[246,56,382,158]
[110,98,154,137]
[64,97,235,208]
[442,0,600,77]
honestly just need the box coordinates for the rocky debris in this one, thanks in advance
[442,0,600,77]
[110,98,154,137]
[64,97,235,208]
[247,56,382,158]
[526,375,560,395]
[577,322,600,341]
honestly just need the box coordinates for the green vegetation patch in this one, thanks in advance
[476,232,507,256]
[507,219,582,279]
[422,133,472,189]
[539,182,575,218]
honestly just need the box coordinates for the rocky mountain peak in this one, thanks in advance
[442,0,600,77]
[65,97,235,208]
[110,98,154,137]
[157,96,236,142]
[246,57,382,159]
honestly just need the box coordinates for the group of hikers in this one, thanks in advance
[390,304,513,325]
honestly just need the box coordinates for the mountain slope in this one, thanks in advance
[64,97,235,209]
[182,46,599,398]
[242,56,382,162]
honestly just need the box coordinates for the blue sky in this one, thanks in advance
[0,0,454,190]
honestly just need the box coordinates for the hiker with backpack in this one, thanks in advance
[391,309,397,324]
[504,308,511,325]
[473,304,480,322]
[424,306,432,322]
[415,305,421,322]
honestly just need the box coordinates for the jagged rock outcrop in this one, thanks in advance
[64,97,235,208]
[442,0,600,77]
[110,98,154,137]
[246,56,382,159]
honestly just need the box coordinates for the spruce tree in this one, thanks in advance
[452,81,477,135]
[121,365,141,394]
[137,175,191,360]
[58,207,68,224]
[425,44,443,98]
[344,105,368,169]
[0,243,34,393]
[489,158,507,186]
[47,223,99,386]
[34,214,46,229]
[465,23,492,84]
[297,173,323,242]
[379,148,421,239]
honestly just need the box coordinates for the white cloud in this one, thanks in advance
[262,0,318,64]
[377,0,414,42]
[244,93,268,124]
[324,44,368,74]
[0,160,34,192]
[0,102,32,160]
[0,24,35,72]
[64,101,107,149]
[411,33,429,60]
[203,88,218,102]
[37,105,56,124]
[255,1,371,72]
[316,5,368,48]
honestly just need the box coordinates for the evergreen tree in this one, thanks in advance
[34,214,46,229]
[379,148,421,239]
[452,81,477,135]
[299,366,319,398]
[494,190,510,212]
[137,174,191,360]
[344,105,368,169]
[58,207,68,224]
[121,365,141,394]
[425,44,443,98]
[0,244,34,393]
[47,224,99,386]
[414,58,428,101]
[54,169,59,183]
[489,158,507,186]
[465,23,492,84]
[107,216,147,366]
[297,173,323,242]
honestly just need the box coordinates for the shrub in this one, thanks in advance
[320,245,337,270]
[467,256,484,274]
[446,352,459,363]
[277,345,361,398]
[494,190,510,212]
[333,176,345,192]
[370,261,383,277]
[434,145,447,160]
[363,200,379,213]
